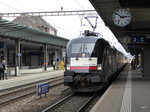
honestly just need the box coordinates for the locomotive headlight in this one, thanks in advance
[97,64,102,70]
[66,64,70,70]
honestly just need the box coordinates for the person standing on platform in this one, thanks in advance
[60,60,65,70]
[2,59,7,80]
[52,59,56,70]
[0,60,3,80]
[56,58,60,70]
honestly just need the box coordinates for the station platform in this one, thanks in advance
[0,70,64,91]
[90,64,150,112]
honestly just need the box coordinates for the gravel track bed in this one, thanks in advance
[0,77,64,106]
[0,76,63,96]
[0,84,71,112]
[0,86,35,105]
[46,93,95,112]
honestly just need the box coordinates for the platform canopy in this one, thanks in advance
[89,0,150,54]
[0,19,69,47]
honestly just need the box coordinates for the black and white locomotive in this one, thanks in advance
[64,30,127,92]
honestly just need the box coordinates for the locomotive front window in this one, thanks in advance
[71,43,83,53]
[84,43,95,54]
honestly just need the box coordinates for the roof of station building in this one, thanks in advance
[0,19,69,47]
[12,15,57,32]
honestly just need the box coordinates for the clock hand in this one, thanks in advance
[120,15,130,18]
[115,13,121,17]
[115,13,129,18]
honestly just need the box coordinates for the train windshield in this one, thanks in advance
[71,42,96,57]
[71,43,83,53]
[84,43,95,54]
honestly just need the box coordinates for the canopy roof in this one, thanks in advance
[89,0,150,54]
[0,19,68,47]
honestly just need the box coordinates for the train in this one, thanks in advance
[64,30,127,92]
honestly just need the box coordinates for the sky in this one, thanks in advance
[0,0,130,56]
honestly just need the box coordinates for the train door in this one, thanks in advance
[108,49,112,76]
[110,50,117,74]
[102,48,110,82]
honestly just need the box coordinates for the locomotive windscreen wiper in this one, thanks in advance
[85,47,92,60]
[75,47,82,60]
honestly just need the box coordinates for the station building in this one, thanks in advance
[0,16,69,76]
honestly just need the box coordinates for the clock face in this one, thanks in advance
[112,8,131,27]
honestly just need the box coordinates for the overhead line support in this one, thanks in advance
[0,10,97,17]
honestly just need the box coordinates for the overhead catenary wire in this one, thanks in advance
[74,0,84,9]
[0,1,21,12]
[13,0,31,11]
[44,18,76,36]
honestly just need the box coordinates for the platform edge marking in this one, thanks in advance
[90,84,113,112]
[120,68,132,112]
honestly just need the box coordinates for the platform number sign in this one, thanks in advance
[131,35,146,44]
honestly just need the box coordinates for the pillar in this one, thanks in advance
[44,43,48,71]
[143,46,150,80]
[61,47,66,61]
[55,49,58,62]
[15,39,21,76]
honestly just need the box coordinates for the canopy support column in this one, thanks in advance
[15,39,21,76]
[44,43,48,71]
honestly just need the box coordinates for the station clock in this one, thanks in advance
[112,8,131,27]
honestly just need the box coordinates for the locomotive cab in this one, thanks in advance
[64,32,108,91]
[64,31,126,92]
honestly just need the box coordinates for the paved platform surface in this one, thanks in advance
[0,70,64,91]
[90,64,150,112]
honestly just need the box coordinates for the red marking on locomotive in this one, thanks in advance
[70,66,97,70]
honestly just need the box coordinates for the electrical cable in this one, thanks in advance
[74,0,84,9]
[44,16,80,36]
[13,0,31,11]
[0,1,21,11]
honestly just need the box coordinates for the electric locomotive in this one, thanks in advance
[64,30,126,92]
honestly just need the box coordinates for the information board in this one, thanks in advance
[37,83,49,97]
[131,35,146,44]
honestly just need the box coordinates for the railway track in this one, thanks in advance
[0,68,119,111]
[42,74,114,112]
[0,76,64,107]
[42,92,98,112]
